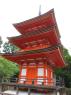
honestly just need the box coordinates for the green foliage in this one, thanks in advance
[0,41,19,80]
[0,36,2,46]
[0,57,19,78]
[3,42,19,53]
[55,48,71,88]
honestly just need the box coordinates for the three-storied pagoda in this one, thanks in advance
[1,9,65,86]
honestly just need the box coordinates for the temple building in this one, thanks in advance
[1,9,65,87]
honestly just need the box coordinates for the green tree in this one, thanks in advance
[63,48,71,87]
[0,57,19,79]
[55,48,71,88]
[3,42,19,53]
[0,36,3,53]
[0,36,2,48]
[0,41,19,81]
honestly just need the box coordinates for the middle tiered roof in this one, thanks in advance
[8,26,60,49]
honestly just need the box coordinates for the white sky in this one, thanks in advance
[0,0,71,54]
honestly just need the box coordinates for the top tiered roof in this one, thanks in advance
[13,9,56,34]
[13,9,59,35]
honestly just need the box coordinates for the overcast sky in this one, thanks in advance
[0,0,71,54]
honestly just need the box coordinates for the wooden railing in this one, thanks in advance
[0,77,64,87]
[0,77,65,95]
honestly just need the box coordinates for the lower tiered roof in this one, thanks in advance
[1,46,65,68]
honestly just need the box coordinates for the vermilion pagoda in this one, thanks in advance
[1,9,65,86]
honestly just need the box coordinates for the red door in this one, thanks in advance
[26,67,37,85]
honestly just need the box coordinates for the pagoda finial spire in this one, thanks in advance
[39,5,41,16]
